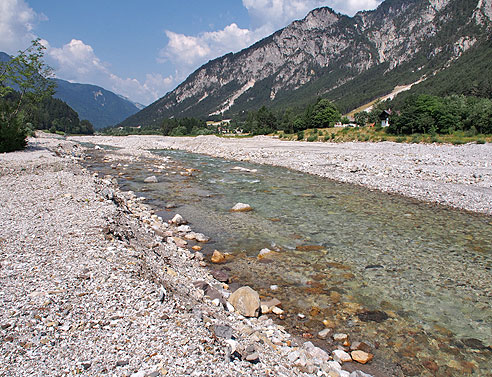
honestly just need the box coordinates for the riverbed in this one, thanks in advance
[82,142,492,377]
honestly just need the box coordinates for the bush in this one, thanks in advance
[297,131,304,140]
[0,117,27,153]
[476,139,486,144]
[395,136,406,143]
[307,134,318,142]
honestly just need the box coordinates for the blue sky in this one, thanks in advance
[1,0,383,105]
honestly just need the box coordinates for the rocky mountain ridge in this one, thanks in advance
[121,0,492,126]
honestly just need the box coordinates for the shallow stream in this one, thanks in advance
[85,148,491,376]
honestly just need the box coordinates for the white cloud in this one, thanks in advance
[48,39,173,105]
[158,23,259,80]
[243,0,383,29]
[0,0,46,54]
[159,0,383,83]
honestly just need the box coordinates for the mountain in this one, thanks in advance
[53,79,141,129]
[120,0,492,127]
[1,52,140,129]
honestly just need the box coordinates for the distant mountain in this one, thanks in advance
[120,0,492,127]
[53,79,141,129]
[1,52,141,129]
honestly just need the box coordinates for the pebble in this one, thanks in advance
[318,328,331,339]
[351,350,373,364]
[332,350,352,363]
[230,203,253,212]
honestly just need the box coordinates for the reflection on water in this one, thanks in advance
[86,148,492,376]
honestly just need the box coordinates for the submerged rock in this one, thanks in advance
[351,350,373,364]
[357,310,388,323]
[230,203,253,212]
[211,250,226,264]
[144,176,158,183]
[228,286,260,317]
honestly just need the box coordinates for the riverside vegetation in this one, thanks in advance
[0,40,94,153]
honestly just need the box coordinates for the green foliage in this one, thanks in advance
[0,112,27,152]
[0,39,57,151]
[307,134,318,142]
[354,111,369,126]
[311,99,341,128]
[297,131,304,140]
[388,94,492,135]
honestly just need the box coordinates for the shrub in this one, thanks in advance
[476,139,486,144]
[0,117,27,153]
[307,134,318,142]
[297,131,304,140]
[395,136,406,143]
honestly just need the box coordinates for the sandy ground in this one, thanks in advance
[71,135,492,216]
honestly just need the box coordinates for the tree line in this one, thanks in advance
[1,40,94,153]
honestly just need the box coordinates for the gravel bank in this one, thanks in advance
[71,135,492,216]
[1,135,376,377]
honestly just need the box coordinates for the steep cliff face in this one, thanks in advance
[121,0,491,127]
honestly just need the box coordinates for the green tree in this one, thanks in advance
[311,99,341,128]
[0,39,55,152]
[354,111,369,126]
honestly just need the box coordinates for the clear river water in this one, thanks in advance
[85,147,491,376]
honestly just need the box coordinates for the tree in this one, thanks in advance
[311,99,341,128]
[354,111,369,126]
[0,39,55,152]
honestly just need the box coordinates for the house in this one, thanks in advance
[379,110,392,127]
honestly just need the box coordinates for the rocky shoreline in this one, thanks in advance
[1,135,378,376]
[70,134,492,216]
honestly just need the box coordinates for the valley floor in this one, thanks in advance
[71,134,492,216]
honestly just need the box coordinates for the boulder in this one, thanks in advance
[228,286,260,317]
[230,203,253,212]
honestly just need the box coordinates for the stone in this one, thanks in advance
[194,251,204,260]
[177,225,191,233]
[303,341,330,364]
[192,246,203,251]
[351,350,373,364]
[116,360,129,367]
[230,203,253,212]
[211,269,230,282]
[318,328,331,339]
[211,250,226,263]
[171,214,187,225]
[213,324,233,339]
[357,310,388,323]
[245,351,259,363]
[228,286,260,317]
[332,350,352,363]
[350,341,372,353]
[195,233,210,242]
[144,176,158,183]
[257,248,274,259]
[270,285,279,291]
[333,333,349,343]
[272,306,284,315]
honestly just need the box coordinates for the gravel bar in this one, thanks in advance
[1,134,377,377]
